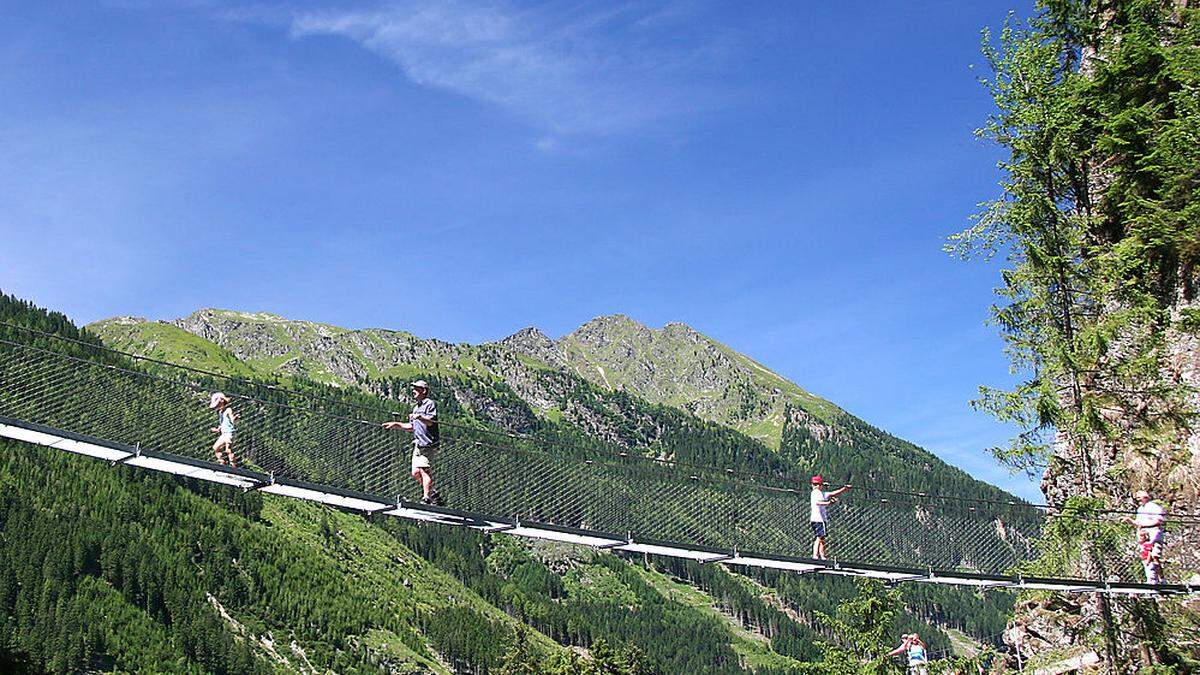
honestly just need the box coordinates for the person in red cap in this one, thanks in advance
[809,475,851,559]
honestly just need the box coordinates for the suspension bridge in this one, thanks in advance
[0,323,1195,597]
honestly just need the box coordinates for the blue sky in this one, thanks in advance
[0,1,1041,499]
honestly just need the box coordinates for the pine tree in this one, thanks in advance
[813,580,903,675]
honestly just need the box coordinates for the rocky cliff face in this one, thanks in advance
[171,309,467,385]
[496,327,569,370]
[1004,282,1200,673]
[1005,177,1200,674]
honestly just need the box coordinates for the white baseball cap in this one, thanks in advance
[410,380,429,390]
[208,392,230,409]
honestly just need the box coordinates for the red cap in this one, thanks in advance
[811,475,824,485]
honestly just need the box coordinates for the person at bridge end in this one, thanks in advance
[208,392,237,468]
[383,380,444,506]
[1125,490,1164,584]
[810,475,851,559]
[886,633,928,675]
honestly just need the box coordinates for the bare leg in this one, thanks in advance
[1145,560,1160,584]
[417,469,433,499]
[412,469,431,500]
[212,438,228,465]
[814,536,827,559]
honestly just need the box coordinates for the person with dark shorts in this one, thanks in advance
[810,475,851,559]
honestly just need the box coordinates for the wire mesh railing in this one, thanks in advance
[0,325,1196,588]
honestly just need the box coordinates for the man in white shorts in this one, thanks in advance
[383,380,444,505]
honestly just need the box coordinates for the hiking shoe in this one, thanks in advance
[431,492,446,507]
[420,495,433,506]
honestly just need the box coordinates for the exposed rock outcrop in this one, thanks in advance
[496,327,569,370]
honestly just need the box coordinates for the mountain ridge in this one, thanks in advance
[87,307,1021,509]
[93,308,844,451]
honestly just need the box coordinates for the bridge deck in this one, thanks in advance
[0,414,1190,597]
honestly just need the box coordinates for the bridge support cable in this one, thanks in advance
[0,330,1196,596]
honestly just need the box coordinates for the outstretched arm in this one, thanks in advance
[829,484,852,498]
[382,421,413,431]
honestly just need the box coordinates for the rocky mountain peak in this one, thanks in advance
[99,316,148,326]
[565,315,662,355]
[500,326,554,347]
[567,315,709,346]
[569,314,648,337]
[581,313,641,327]
[175,308,346,340]
[661,321,706,342]
[497,327,568,369]
[185,308,286,322]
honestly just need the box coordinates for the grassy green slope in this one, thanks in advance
[89,318,262,378]
[628,564,807,672]
[0,439,567,673]
[94,311,501,385]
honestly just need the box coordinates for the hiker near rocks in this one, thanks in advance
[1125,490,1165,584]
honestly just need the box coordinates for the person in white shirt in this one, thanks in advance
[1125,490,1165,583]
[809,475,852,559]
[208,392,237,468]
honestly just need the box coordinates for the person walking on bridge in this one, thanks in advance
[1125,490,1165,584]
[383,380,444,506]
[810,475,851,559]
[208,392,237,468]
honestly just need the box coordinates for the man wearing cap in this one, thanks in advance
[383,380,444,506]
[1125,490,1165,583]
[810,475,851,559]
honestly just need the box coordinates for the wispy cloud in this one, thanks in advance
[283,1,732,136]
